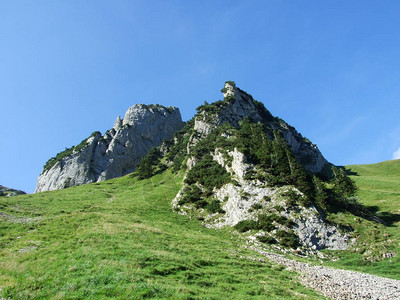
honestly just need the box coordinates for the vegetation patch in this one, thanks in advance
[206,200,225,214]
[275,229,299,248]
[234,220,258,232]
[184,154,231,192]
[257,235,277,244]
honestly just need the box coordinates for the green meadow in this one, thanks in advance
[320,160,400,279]
[0,170,322,299]
[1,160,399,299]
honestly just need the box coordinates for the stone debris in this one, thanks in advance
[252,247,400,299]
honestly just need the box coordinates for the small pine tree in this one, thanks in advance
[331,166,358,207]
[137,148,161,179]
[312,175,329,209]
[271,132,291,181]
[286,149,312,196]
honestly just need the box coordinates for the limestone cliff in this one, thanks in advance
[35,104,184,192]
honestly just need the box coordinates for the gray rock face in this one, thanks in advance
[194,82,328,174]
[35,104,184,192]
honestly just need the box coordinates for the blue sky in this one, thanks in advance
[1,1,400,193]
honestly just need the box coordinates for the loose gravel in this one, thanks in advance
[251,246,400,299]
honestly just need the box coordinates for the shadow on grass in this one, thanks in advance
[327,201,400,227]
[344,168,359,176]
[374,210,400,227]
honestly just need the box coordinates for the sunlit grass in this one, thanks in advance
[320,160,400,279]
[0,170,322,299]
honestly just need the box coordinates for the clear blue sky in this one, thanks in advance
[1,1,400,193]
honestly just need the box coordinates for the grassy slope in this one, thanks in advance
[0,170,322,299]
[347,159,400,213]
[321,159,400,279]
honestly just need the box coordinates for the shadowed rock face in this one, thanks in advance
[35,104,184,192]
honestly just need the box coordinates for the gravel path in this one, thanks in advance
[250,246,400,299]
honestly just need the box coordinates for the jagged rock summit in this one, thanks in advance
[193,82,328,173]
[35,104,184,192]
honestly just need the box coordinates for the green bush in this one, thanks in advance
[178,185,203,205]
[234,220,258,232]
[276,230,299,248]
[271,214,294,228]
[137,148,162,180]
[257,214,276,232]
[263,195,272,202]
[257,235,277,244]
[185,154,231,192]
[249,203,263,212]
[206,200,225,214]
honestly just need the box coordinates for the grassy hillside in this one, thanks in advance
[320,159,400,279]
[347,159,400,213]
[1,160,399,299]
[0,170,322,299]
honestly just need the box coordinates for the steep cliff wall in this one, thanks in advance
[35,104,184,192]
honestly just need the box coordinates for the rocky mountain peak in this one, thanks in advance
[192,82,328,174]
[222,81,255,108]
[222,81,238,98]
[161,83,351,252]
[35,103,184,192]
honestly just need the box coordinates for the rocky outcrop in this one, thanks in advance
[35,104,184,192]
[173,148,349,251]
[0,185,26,197]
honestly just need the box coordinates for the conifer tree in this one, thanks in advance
[271,131,290,182]
[137,148,161,179]
[286,149,311,196]
[331,166,358,206]
[312,175,329,209]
